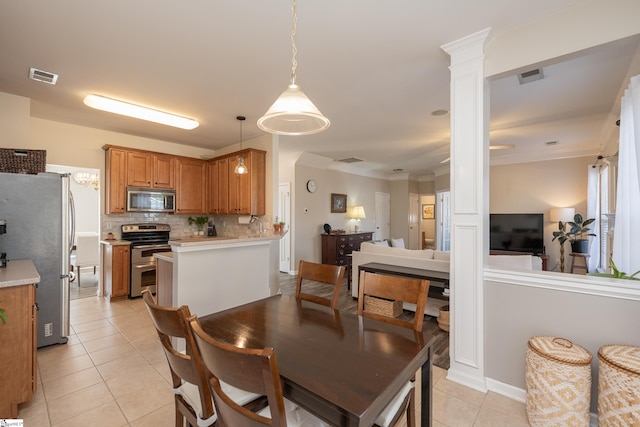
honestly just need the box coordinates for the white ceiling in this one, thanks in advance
[1,1,638,177]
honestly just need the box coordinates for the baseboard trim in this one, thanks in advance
[485,377,598,427]
[446,368,487,393]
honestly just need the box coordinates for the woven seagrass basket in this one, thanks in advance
[364,295,402,318]
[0,148,46,174]
[597,344,640,427]
[525,336,592,427]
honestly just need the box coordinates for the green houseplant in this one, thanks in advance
[589,259,640,280]
[188,216,209,235]
[552,213,596,254]
[0,307,6,324]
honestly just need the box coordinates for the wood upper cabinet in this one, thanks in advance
[153,153,175,189]
[176,157,206,214]
[227,149,266,215]
[207,156,229,214]
[127,151,175,189]
[104,244,130,298]
[105,147,127,214]
[0,283,37,418]
[127,151,152,187]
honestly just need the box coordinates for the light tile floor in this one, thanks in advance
[18,295,530,426]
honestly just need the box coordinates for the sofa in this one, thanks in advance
[351,241,542,316]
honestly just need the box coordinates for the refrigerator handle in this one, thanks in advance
[69,191,76,253]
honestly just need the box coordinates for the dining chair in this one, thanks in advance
[295,260,345,309]
[189,314,331,427]
[142,290,261,427]
[71,233,100,286]
[357,270,430,427]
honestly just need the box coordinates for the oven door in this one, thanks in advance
[130,245,171,297]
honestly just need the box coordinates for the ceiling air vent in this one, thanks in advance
[518,68,543,85]
[29,67,58,85]
[338,157,364,164]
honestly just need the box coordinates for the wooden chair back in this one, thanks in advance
[295,260,345,309]
[142,290,214,424]
[189,315,289,427]
[357,271,430,331]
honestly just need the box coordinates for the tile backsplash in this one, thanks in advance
[102,213,277,240]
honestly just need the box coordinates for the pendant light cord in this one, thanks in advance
[290,0,297,85]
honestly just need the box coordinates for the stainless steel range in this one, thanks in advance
[121,223,171,298]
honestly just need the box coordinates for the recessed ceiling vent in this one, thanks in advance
[338,157,364,164]
[518,68,544,85]
[29,67,58,85]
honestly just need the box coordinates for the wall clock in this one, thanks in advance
[306,179,317,193]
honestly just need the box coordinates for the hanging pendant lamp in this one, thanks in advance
[257,0,330,135]
[235,116,248,175]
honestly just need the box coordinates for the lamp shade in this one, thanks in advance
[257,84,330,135]
[348,206,366,220]
[549,207,575,223]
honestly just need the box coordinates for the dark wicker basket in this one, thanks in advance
[0,149,46,174]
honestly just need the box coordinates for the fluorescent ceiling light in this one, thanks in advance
[83,94,199,130]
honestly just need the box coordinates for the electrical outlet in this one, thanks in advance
[44,323,53,337]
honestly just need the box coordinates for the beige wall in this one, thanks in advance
[490,156,592,271]
[294,163,389,268]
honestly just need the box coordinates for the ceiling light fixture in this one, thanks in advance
[83,94,199,130]
[257,0,329,135]
[234,116,248,175]
[73,171,99,190]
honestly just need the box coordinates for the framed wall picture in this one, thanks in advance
[422,204,435,219]
[331,193,347,213]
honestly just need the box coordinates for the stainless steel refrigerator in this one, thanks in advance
[0,172,74,347]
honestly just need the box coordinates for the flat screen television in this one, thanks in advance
[490,213,544,255]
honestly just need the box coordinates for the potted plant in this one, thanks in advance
[552,213,595,254]
[589,259,640,280]
[0,307,6,324]
[188,216,209,235]
[273,217,282,234]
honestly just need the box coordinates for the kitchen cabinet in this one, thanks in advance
[105,147,127,214]
[127,151,175,189]
[226,149,266,215]
[175,157,207,214]
[153,153,175,189]
[0,280,37,417]
[103,244,130,298]
[207,156,229,214]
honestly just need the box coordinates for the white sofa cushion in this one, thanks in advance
[391,238,405,248]
[488,254,542,270]
[360,242,434,259]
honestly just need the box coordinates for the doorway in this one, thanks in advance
[47,164,101,300]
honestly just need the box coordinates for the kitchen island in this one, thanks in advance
[160,234,284,317]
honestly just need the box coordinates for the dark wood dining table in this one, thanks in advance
[198,294,435,427]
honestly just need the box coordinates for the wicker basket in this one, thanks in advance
[364,295,402,318]
[0,149,46,174]
[597,344,640,426]
[437,305,450,332]
[525,336,592,427]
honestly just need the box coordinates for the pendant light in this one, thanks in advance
[234,116,248,175]
[257,0,330,135]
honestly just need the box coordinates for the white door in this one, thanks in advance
[408,193,420,249]
[374,192,390,241]
[278,183,291,273]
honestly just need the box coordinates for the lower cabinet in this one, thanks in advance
[0,283,36,418]
[104,244,130,298]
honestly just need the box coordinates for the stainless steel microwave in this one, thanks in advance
[126,187,175,213]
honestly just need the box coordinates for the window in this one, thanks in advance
[437,190,451,251]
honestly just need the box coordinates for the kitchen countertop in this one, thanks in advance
[154,252,173,262]
[0,259,41,289]
[169,233,286,248]
[100,239,131,246]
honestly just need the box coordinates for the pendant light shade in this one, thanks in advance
[258,84,330,135]
[257,0,329,136]
[234,116,248,175]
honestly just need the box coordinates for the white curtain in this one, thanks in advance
[612,74,640,274]
[587,165,600,271]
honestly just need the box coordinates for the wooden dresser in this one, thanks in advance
[321,232,373,267]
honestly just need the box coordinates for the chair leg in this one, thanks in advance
[175,400,183,427]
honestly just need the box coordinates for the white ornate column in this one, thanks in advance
[441,28,491,391]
